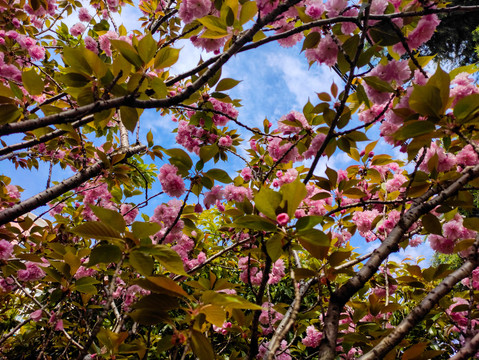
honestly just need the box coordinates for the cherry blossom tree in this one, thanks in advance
[1,0,479,359]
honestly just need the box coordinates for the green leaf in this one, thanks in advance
[150,77,167,98]
[74,276,100,294]
[152,245,188,275]
[239,1,257,25]
[132,222,162,239]
[154,46,180,69]
[215,78,242,92]
[199,144,219,163]
[369,20,401,46]
[63,47,92,75]
[302,32,321,52]
[88,244,122,266]
[201,305,226,327]
[233,215,277,231]
[394,120,435,141]
[205,168,233,183]
[255,187,282,220]
[453,93,479,123]
[137,276,190,298]
[72,222,123,242]
[363,76,394,93]
[409,85,442,118]
[0,104,21,125]
[110,39,144,68]
[427,65,450,113]
[297,228,330,259]
[190,330,215,360]
[56,72,91,87]
[281,179,307,217]
[137,33,157,64]
[120,106,139,132]
[422,213,442,235]
[198,15,227,33]
[129,293,178,325]
[463,218,479,232]
[130,251,154,276]
[165,148,193,171]
[89,205,126,233]
[296,216,323,231]
[22,69,44,95]
[266,233,284,262]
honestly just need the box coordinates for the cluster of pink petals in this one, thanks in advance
[191,32,227,53]
[256,0,279,16]
[456,144,479,167]
[203,185,224,209]
[213,321,232,335]
[120,204,139,225]
[259,301,284,334]
[305,0,324,19]
[79,181,116,221]
[241,167,253,182]
[158,164,186,198]
[0,240,14,260]
[151,199,184,242]
[303,133,327,159]
[274,20,304,48]
[324,0,347,17]
[176,119,217,154]
[74,266,97,280]
[305,34,338,67]
[267,137,299,163]
[178,0,211,24]
[418,142,456,173]
[78,8,92,22]
[428,215,476,254]
[70,22,86,37]
[238,257,285,285]
[218,135,233,147]
[277,111,310,135]
[18,262,46,282]
[224,185,253,202]
[302,325,322,347]
[450,72,479,107]
[384,173,407,193]
[273,168,298,187]
[358,103,387,124]
[257,340,291,360]
[393,14,440,54]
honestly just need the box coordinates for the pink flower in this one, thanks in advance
[224,185,253,202]
[30,309,43,321]
[218,136,233,147]
[0,240,14,260]
[28,45,46,61]
[18,262,46,281]
[70,23,86,37]
[78,7,92,22]
[305,35,338,67]
[352,209,380,233]
[203,185,224,209]
[274,20,303,48]
[276,213,289,226]
[278,111,310,135]
[324,0,347,17]
[158,164,186,198]
[428,234,455,254]
[267,137,299,163]
[384,173,407,193]
[268,259,285,284]
[305,0,324,19]
[190,33,227,53]
[302,325,322,348]
[241,167,253,182]
[456,144,479,167]
[85,36,99,54]
[74,266,97,279]
[178,0,211,24]
[418,142,456,173]
[303,133,326,159]
[120,203,138,225]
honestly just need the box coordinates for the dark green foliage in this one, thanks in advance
[419,0,479,66]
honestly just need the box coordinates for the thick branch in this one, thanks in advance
[450,329,479,360]
[0,144,145,226]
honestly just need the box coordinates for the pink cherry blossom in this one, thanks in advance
[178,0,211,23]
[203,185,225,209]
[18,262,46,281]
[70,23,86,37]
[224,185,253,202]
[158,164,186,198]
[78,8,92,22]
[276,213,289,226]
[218,135,233,147]
[302,325,322,347]
[305,34,338,67]
[241,167,253,182]
[0,240,14,260]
